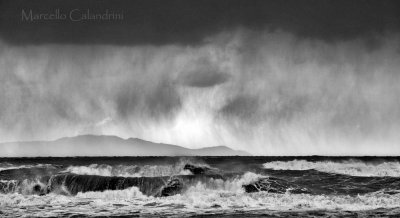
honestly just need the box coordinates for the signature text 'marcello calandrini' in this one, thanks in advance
[21,9,124,22]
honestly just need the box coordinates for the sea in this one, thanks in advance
[1,156,400,217]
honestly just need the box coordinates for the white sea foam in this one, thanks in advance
[263,160,400,177]
[0,180,19,193]
[62,163,192,177]
[1,171,399,217]
[0,163,55,172]
[0,179,49,195]
[161,187,400,212]
[77,186,146,200]
[2,172,400,217]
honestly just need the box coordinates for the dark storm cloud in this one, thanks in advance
[0,0,399,45]
[116,79,181,120]
[115,87,139,119]
[145,79,181,118]
[1,30,400,155]
[178,58,230,88]
[220,95,260,121]
[180,70,229,88]
[219,93,310,124]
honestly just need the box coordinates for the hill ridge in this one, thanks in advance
[0,134,251,157]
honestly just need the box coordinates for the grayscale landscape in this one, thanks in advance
[1,0,400,217]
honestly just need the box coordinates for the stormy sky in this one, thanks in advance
[1,0,400,155]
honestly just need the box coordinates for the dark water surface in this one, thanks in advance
[1,156,400,217]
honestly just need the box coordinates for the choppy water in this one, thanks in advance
[1,156,400,217]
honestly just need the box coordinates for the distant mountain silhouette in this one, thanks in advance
[0,135,251,157]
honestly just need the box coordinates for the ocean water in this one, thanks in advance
[1,156,400,217]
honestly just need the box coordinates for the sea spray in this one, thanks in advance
[263,160,400,177]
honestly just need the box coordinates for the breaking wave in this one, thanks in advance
[0,163,55,172]
[76,186,146,200]
[162,189,400,212]
[263,160,400,177]
[2,158,400,217]
[0,179,49,195]
[62,163,192,177]
[2,185,400,217]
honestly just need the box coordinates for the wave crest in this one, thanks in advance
[0,163,55,172]
[76,186,146,200]
[62,163,192,177]
[263,160,400,177]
